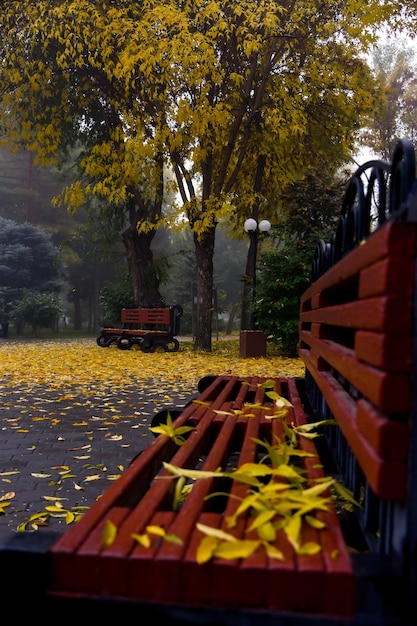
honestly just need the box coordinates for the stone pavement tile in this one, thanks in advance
[0,382,195,536]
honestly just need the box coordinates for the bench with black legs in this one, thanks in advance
[96,304,183,352]
[1,141,416,626]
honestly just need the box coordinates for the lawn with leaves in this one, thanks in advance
[0,337,304,533]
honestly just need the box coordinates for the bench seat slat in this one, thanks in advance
[69,506,131,594]
[279,390,327,614]
[127,510,177,601]
[181,512,223,605]
[118,329,169,336]
[93,379,241,563]
[211,412,263,608]
[149,413,240,605]
[287,378,356,616]
[49,384,219,559]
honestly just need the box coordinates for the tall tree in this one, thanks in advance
[361,38,417,159]
[0,1,411,350]
[0,216,62,322]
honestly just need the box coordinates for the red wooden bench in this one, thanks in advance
[47,142,417,625]
[96,304,183,352]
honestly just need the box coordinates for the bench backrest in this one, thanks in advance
[121,307,172,326]
[299,139,417,615]
[119,305,183,337]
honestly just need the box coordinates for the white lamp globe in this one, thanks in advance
[258,219,271,232]
[244,218,257,232]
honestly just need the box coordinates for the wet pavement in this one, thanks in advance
[0,380,195,538]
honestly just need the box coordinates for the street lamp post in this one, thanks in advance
[244,217,271,330]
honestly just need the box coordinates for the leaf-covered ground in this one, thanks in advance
[0,338,305,534]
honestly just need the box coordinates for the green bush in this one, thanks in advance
[255,246,312,356]
[98,273,135,325]
[11,291,63,336]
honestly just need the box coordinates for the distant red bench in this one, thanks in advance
[96,304,183,352]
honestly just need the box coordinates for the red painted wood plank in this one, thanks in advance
[127,510,176,601]
[102,417,213,555]
[310,322,331,339]
[50,433,176,563]
[238,533,269,608]
[354,330,412,371]
[71,506,131,595]
[301,221,416,304]
[320,511,357,617]
[284,381,331,614]
[267,526,298,611]
[152,416,238,604]
[181,512,223,605]
[300,350,407,500]
[120,329,169,336]
[311,291,332,310]
[121,307,172,325]
[294,522,326,613]
[277,409,330,614]
[300,331,410,414]
[301,296,411,332]
[264,384,353,614]
[237,408,273,609]
[141,308,172,324]
[50,381,220,568]
[358,256,414,299]
[288,378,356,616]
[50,506,130,594]
[356,398,410,461]
[275,379,356,616]
[231,376,255,409]
[53,378,216,553]
[120,308,141,323]
[209,413,262,608]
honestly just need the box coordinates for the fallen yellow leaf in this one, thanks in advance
[0,492,15,501]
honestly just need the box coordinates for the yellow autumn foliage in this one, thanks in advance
[0,338,305,389]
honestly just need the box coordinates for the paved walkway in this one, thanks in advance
[0,381,194,538]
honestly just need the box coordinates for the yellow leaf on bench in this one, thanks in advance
[102,520,117,548]
[213,539,261,560]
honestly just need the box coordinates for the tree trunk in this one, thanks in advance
[194,227,215,351]
[73,291,82,330]
[122,224,163,307]
[226,300,239,334]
